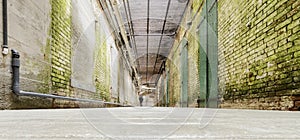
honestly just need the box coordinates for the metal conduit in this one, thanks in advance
[105,0,121,34]
[151,0,172,75]
[122,0,140,72]
[108,0,138,77]
[2,0,8,55]
[98,0,120,42]
[167,0,190,59]
[100,0,133,75]
[126,0,140,72]
[146,0,150,83]
[127,0,140,74]
[152,0,190,86]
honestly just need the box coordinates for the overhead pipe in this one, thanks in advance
[151,0,172,75]
[101,0,138,79]
[2,0,8,55]
[122,0,140,71]
[146,0,150,82]
[100,0,119,33]
[151,0,190,86]
[125,0,139,67]
[166,0,190,58]
[99,0,132,72]
[109,0,136,70]
[11,50,131,107]
[98,0,120,43]
[122,0,141,87]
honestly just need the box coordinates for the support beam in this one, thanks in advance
[146,0,150,82]
[152,0,172,75]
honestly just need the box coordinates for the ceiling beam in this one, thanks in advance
[146,0,150,82]
[151,0,172,75]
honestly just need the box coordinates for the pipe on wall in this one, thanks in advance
[11,49,131,107]
[2,0,8,55]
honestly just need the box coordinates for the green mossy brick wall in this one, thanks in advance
[50,0,72,95]
[164,0,203,107]
[94,21,111,101]
[166,37,200,107]
[0,0,116,109]
[186,0,204,107]
[186,29,201,107]
[166,44,180,107]
[218,0,300,110]
[187,32,201,107]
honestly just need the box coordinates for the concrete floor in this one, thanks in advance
[0,107,299,139]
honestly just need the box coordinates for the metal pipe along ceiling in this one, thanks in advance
[126,0,140,72]
[98,0,119,40]
[99,0,190,86]
[122,0,140,71]
[151,0,172,75]
[154,0,190,81]
[146,0,150,83]
[100,0,134,74]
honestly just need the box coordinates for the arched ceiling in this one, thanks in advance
[99,0,189,86]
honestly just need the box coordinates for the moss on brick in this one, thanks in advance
[93,21,111,101]
[49,0,72,94]
[192,0,203,16]
[219,0,300,110]
[166,52,180,106]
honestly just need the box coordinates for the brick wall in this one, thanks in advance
[187,31,200,107]
[0,0,52,109]
[94,17,111,102]
[186,0,203,106]
[163,0,205,107]
[166,45,180,106]
[163,0,203,107]
[162,0,300,110]
[50,0,72,95]
[218,0,300,110]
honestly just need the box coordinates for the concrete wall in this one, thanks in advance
[218,0,300,110]
[0,0,52,109]
[0,0,138,109]
[71,0,97,93]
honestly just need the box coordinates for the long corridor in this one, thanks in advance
[0,0,300,140]
[0,0,299,109]
[1,0,300,138]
